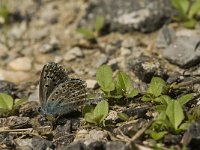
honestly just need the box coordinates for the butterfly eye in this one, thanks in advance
[55,92,58,94]
[51,99,54,101]
[45,84,49,87]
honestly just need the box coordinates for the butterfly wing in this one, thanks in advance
[39,62,69,108]
[45,78,87,116]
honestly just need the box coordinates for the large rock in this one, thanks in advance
[80,0,173,33]
[163,36,200,68]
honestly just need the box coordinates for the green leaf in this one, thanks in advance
[93,100,109,124]
[95,16,104,33]
[0,5,9,24]
[84,100,109,125]
[82,104,94,116]
[155,105,167,112]
[85,112,98,124]
[154,95,171,104]
[170,0,189,19]
[115,72,138,98]
[142,93,154,102]
[126,88,139,98]
[149,130,167,140]
[14,98,27,108]
[77,28,95,40]
[96,65,115,92]
[178,93,193,106]
[147,77,167,98]
[0,93,13,110]
[115,72,131,93]
[188,0,200,18]
[183,19,197,28]
[178,122,191,131]
[117,112,129,121]
[166,100,184,130]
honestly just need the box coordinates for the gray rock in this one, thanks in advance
[28,86,39,102]
[65,142,86,150]
[163,36,200,68]
[39,36,59,53]
[156,26,175,48]
[32,136,53,150]
[80,0,173,33]
[15,139,33,149]
[182,119,200,148]
[64,47,84,62]
[95,54,108,67]
[128,55,168,83]
[106,141,129,150]
[8,22,27,39]
[69,47,84,57]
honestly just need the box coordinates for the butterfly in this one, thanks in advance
[38,62,87,120]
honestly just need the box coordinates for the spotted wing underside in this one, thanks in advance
[39,62,68,107]
[46,78,87,116]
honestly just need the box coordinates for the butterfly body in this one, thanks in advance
[39,62,86,119]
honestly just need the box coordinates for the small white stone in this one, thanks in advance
[69,47,83,57]
[86,80,98,89]
[120,47,131,56]
[64,47,84,61]
[8,57,32,71]
[63,52,76,61]
[89,129,107,140]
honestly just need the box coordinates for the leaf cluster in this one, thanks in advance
[170,0,200,28]
[144,77,193,140]
[96,65,139,99]
[77,16,104,42]
[0,93,26,116]
[83,100,109,126]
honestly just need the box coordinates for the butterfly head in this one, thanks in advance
[38,107,56,122]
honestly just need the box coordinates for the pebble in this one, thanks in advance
[15,138,32,148]
[70,47,84,57]
[8,57,32,71]
[28,86,39,102]
[39,36,59,53]
[156,25,175,48]
[120,47,131,56]
[86,79,98,89]
[88,129,107,141]
[0,69,32,83]
[64,47,84,62]
[95,54,108,67]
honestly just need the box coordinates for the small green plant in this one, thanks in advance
[77,16,104,42]
[146,93,193,140]
[96,65,139,99]
[0,4,9,24]
[170,0,200,28]
[142,77,168,102]
[0,93,26,116]
[84,100,109,126]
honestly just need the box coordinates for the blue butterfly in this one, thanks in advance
[38,62,86,120]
